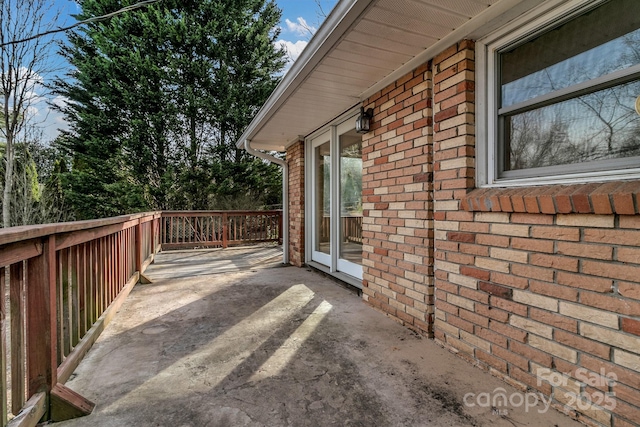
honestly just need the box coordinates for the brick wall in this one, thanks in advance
[432,41,640,427]
[360,62,435,335]
[286,140,305,267]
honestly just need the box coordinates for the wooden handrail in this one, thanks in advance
[1,212,162,426]
[160,210,282,249]
[0,210,281,426]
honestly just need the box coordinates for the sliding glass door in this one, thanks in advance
[309,115,363,280]
[311,131,331,266]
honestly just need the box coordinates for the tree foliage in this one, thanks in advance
[0,0,61,226]
[54,0,286,220]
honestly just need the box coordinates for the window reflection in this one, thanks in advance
[501,0,640,108]
[499,0,640,173]
[339,130,362,266]
[505,81,640,170]
[315,142,331,255]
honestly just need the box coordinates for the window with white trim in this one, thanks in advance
[478,0,640,186]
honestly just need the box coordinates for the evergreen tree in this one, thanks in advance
[54,0,285,219]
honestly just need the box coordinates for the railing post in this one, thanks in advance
[222,213,228,249]
[152,217,155,253]
[135,220,142,273]
[278,212,283,245]
[1,268,6,426]
[10,262,25,414]
[26,236,57,410]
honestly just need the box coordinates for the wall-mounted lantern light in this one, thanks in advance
[355,107,374,134]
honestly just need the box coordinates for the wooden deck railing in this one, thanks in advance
[161,210,282,250]
[0,210,281,426]
[0,212,162,426]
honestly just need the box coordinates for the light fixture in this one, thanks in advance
[355,106,374,134]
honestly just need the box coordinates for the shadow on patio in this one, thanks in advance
[51,246,581,427]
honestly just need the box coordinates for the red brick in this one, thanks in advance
[490,272,528,289]
[476,303,509,323]
[554,329,610,359]
[617,247,640,264]
[460,287,489,304]
[530,253,579,272]
[459,308,489,328]
[620,215,640,229]
[621,317,640,336]
[614,416,640,427]
[582,260,640,282]
[556,272,613,293]
[477,349,508,372]
[510,341,553,368]
[460,266,490,281]
[583,228,640,246]
[510,188,528,212]
[529,280,578,301]
[537,187,558,214]
[612,400,640,425]
[619,282,640,300]
[476,233,509,247]
[446,232,475,243]
[531,226,580,241]
[557,241,613,260]
[492,345,529,370]
[448,314,474,333]
[508,213,550,225]
[581,354,640,390]
[530,308,577,333]
[435,299,459,315]
[613,383,640,408]
[491,297,527,317]
[511,263,554,282]
[571,183,600,213]
[489,319,527,341]
[612,182,637,215]
[478,281,513,300]
[459,243,489,257]
[511,237,554,253]
[588,182,620,215]
[554,186,574,214]
[475,326,507,347]
[580,291,640,316]
[524,193,540,214]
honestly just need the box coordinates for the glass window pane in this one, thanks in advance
[315,141,331,255]
[339,130,362,266]
[504,80,640,171]
[501,0,640,109]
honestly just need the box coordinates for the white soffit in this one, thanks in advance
[238,0,544,151]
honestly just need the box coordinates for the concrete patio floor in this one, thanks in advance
[54,246,582,427]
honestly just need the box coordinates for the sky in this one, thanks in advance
[34,0,339,142]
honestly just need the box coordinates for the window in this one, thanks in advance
[478,0,640,186]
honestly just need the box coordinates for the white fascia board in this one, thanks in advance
[235,0,375,150]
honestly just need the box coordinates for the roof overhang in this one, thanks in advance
[237,0,548,152]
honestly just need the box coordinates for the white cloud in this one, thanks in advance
[284,17,316,37]
[276,39,308,70]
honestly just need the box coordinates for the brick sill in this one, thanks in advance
[461,181,640,215]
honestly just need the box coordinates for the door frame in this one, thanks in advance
[305,106,363,282]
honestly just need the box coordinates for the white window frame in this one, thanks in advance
[476,0,640,187]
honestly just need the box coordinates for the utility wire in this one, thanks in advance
[0,0,163,47]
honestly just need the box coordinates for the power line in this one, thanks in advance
[0,0,163,48]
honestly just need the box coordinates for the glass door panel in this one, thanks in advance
[337,128,363,279]
[311,134,331,266]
